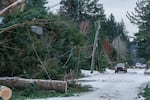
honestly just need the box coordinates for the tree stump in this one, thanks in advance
[0,86,12,100]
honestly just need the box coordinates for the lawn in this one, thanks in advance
[5,85,91,100]
[141,85,150,100]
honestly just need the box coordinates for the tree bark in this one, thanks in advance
[0,0,25,16]
[0,86,12,100]
[90,21,101,73]
[0,77,67,93]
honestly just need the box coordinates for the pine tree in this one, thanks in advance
[104,14,117,40]
[60,0,106,21]
[127,0,150,60]
[26,0,47,11]
[60,0,78,19]
[127,0,150,32]
[0,0,83,78]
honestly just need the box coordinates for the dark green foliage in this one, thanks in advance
[26,0,47,10]
[60,0,78,19]
[127,0,150,32]
[0,0,130,79]
[9,85,91,100]
[103,14,117,40]
[0,0,83,79]
[141,85,150,100]
[60,0,129,70]
[102,14,128,41]
[60,0,106,22]
[136,32,150,60]
[127,0,150,60]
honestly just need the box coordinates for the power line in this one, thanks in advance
[49,3,60,9]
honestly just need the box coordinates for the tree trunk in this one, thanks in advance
[0,77,67,93]
[90,21,101,73]
[0,86,12,100]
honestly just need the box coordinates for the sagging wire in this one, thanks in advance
[27,28,51,80]
[62,46,77,68]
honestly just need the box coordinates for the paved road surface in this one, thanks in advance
[31,69,150,100]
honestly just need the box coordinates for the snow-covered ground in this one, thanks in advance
[29,69,150,100]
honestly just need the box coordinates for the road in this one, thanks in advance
[31,69,150,100]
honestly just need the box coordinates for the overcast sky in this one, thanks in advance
[47,0,138,37]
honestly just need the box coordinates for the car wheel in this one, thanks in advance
[115,70,117,73]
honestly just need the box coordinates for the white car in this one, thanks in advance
[115,63,127,73]
[135,63,146,68]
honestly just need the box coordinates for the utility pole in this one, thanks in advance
[90,21,101,73]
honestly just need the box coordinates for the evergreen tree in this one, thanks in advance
[103,14,117,40]
[0,0,83,78]
[60,0,105,22]
[26,0,47,10]
[60,0,78,19]
[127,0,150,60]
[102,14,128,41]
[127,0,150,32]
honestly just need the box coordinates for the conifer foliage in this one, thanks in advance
[0,0,83,79]
[127,0,150,60]
[0,0,130,78]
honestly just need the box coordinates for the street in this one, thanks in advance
[31,69,150,100]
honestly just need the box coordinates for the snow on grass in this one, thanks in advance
[80,69,101,77]
[127,68,145,74]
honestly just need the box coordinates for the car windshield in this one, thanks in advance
[136,63,141,65]
[116,63,125,67]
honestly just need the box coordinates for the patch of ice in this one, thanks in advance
[127,68,145,74]
[105,68,114,74]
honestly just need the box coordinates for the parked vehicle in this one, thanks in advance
[115,63,127,73]
[135,63,146,69]
[144,69,150,75]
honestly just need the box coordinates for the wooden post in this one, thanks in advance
[0,86,12,100]
[90,21,101,73]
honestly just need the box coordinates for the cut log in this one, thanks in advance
[36,80,67,93]
[0,77,34,89]
[0,86,12,100]
[0,77,67,93]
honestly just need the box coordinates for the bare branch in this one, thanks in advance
[0,0,25,16]
[0,20,45,33]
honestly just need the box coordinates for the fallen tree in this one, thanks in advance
[0,77,67,93]
[0,0,25,16]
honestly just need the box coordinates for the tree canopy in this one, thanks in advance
[60,0,106,22]
[0,0,130,78]
[127,0,150,60]
[0,0,83,79]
